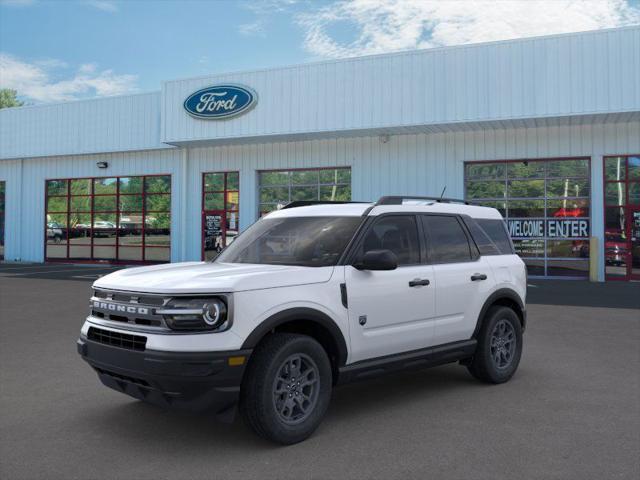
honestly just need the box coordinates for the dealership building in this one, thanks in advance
[1,26,639,281]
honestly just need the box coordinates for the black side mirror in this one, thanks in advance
[354,249,398,271]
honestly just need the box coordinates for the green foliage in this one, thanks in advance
[0,89,24,109]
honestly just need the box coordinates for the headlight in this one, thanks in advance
[157,297,229,331]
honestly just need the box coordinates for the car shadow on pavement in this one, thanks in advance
[77,364,480,450]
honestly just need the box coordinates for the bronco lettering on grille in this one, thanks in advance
[92,301,149,315]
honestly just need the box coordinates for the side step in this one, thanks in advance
[337,339,477,385]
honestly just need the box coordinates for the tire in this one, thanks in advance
[467,306,523,384]
[239,333,332,445]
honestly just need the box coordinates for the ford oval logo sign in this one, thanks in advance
[183,84,257,120]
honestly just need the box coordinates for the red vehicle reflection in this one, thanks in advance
[604,231,628,266]
[553,207,586,217]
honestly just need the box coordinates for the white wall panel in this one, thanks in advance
[163,27,640,145]
[0,92,168,160]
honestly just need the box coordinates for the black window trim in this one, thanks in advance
[343,211,483,267]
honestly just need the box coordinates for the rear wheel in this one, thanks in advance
[239,333,332,444]
[467,306,522,384]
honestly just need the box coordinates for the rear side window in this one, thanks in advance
[477,219,514,254]
[421,215,472,263]
[465,219,501,256]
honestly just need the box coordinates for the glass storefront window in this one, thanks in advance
[629,156,640,180]
[507,161,545,179]
[465,158,591,278]
[45,175,171,263]
[258,167,352,216]
[603,155,640,280]
[605,183,625,206]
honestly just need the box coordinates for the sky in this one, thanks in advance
[1,0,639,104]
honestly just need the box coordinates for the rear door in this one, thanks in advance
[421,215,495,345]
[345,215,436,363]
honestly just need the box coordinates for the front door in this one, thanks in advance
[202,171,240,261]
[629,208,640,280]
[344,215,436,363]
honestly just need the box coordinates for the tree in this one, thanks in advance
[0,89,24,109]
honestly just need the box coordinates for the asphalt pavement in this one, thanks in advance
[0,264,638,480]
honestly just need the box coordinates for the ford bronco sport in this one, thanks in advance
[77,196,527,444]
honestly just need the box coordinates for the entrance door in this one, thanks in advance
[202,172,239,261]
[630,207,640,280]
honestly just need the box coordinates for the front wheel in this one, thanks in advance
[239,333,332,444]
[467,306,523,384]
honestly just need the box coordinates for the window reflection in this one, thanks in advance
[464,158,590,278]
[258,168,351,214]
[45,175,171,263]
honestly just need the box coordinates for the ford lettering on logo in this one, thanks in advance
[183,84,257,119]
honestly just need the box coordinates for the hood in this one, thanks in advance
[93,261,335,294]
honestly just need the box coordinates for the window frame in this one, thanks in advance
[257,166,351,217]
[201,171,240,260]
[44,174,171,264]
[602,154,640,281]
[464,157,592,278]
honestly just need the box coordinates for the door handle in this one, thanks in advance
[471,273,487,281]
[409,278,430,287]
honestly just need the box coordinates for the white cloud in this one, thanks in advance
[297,0,640,58]
[83,0,118,13]
[238,19,267,36]
[0,53,138,103]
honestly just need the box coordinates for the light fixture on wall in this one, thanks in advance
[96,161,108,169]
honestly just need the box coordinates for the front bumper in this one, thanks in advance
[77,337,251,416]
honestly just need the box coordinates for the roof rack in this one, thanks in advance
[374,196,471,206]
[280,200,368,210]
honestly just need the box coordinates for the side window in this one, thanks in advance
[358,216,420,266]
[422,215,472,263]
[464,218,500,256]
[477,219,514,254]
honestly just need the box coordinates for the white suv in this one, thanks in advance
[77,196,527,444]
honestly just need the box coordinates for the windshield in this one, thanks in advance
[216,216,362,267]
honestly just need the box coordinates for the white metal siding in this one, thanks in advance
[162,27,640,144]
[0,92,168,160]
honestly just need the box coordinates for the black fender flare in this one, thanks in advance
[241,307,349,367]
[472,288,526,338]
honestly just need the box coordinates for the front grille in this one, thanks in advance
[90,289,169,330]
[88,326,147,351]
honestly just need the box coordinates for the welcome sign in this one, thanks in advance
[184,84,257,119]
[507,219,589,238]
